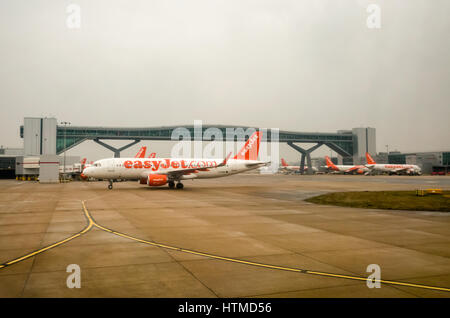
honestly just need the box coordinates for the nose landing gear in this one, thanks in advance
[108,180,113,190]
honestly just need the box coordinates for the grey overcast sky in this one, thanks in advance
[0,0,449,161]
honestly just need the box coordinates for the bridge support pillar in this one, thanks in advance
[93,139,141,158]
[287,142,323,175]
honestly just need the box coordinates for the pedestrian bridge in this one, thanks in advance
[20,124,355,174]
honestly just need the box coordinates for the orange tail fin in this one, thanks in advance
[135,146,147,158]
[325,156,338,170]
[281,158,288,167]
[80,158,87,165]
[233,131,261,161]
[366,152,376,165]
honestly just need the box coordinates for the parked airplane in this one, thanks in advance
[365,153,422,175]
[280,158,318,174]
[325,156,369,174]
[83,131,268,189]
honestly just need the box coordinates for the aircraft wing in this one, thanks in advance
[345,166,360,173]
[245,161,270,168]
[392,167,409,173]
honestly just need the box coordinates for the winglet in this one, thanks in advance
[219,152,233,167]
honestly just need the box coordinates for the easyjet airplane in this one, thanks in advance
[365,152,421,175]
[280,158,318,174]
[325,156,369,174]
[83,131,268,189]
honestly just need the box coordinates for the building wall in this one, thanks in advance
[15,155,80,176]
[352,127,376,164]
[23,117,56,156]
[39,155,59,183]
[0,148,24,156]
[24,118,41,155]
[42,118,57,155]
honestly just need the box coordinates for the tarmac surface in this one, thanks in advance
[0,174,449,298]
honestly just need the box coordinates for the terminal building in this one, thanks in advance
[1,117,80,182]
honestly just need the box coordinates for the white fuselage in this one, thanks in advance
[83,157,265,181]
[368,164,422,175]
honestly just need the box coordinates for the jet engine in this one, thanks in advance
[140,174,168,186]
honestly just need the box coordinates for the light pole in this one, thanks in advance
[61,121,71,179]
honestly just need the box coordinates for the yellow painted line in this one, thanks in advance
[82,202,450,293]
[0,202,94,269]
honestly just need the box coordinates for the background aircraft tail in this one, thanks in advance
[325,156,338,170]
[233,131,261,161]
[135,146,147,158]
[281,158,288,167]
[366,152,376,165]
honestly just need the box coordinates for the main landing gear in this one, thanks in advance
[168,181,183,189]
[108,180,113,190]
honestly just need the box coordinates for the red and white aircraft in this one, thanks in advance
[365,153,422,175]
[325,156,369,174]
[83,131,267,189]
[280,158,318,174]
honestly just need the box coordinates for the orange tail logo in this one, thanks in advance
[366,152,376,165]
[281,158,288,167]
[135,146,147,158]
[325,156,338,170]
[233,131,261,161]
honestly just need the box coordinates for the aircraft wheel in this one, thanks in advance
[176,182,184,189]
[168,181,175,189]
[108,184,113,190]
